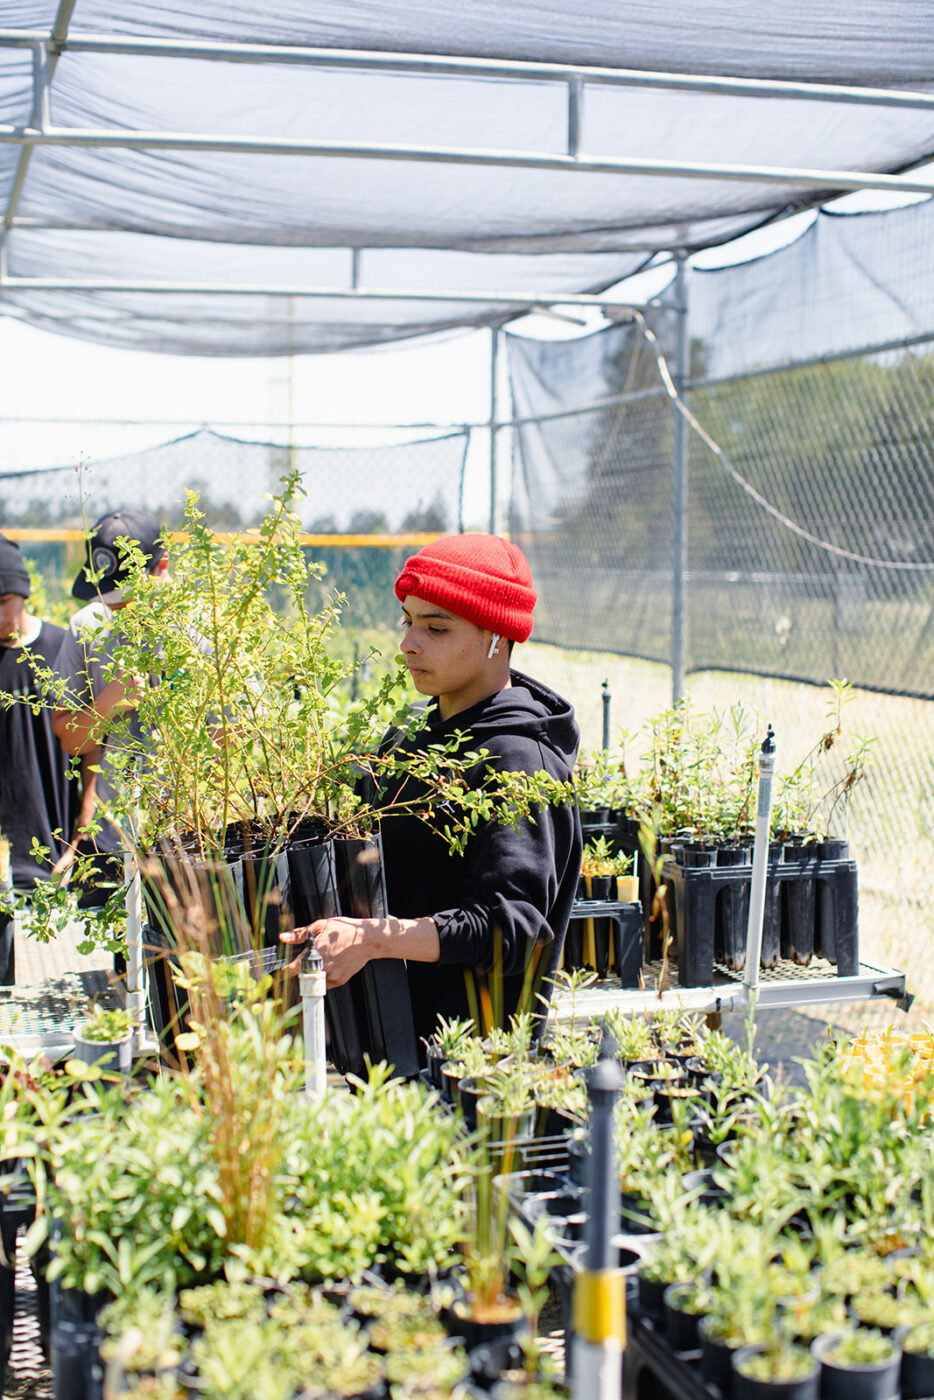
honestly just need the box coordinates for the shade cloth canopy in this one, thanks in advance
[2,1,934,353]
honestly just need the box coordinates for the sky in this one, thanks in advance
[0,188,923,532]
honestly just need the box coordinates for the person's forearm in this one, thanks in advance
[53,705,102,755]
[53,678,137,755]
[373,915,440,963]
[281,913,439,986]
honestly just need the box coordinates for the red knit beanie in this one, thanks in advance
[395,534,537,642]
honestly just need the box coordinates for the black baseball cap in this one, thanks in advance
[72,508,166,601]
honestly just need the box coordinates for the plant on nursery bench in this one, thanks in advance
[76,1004,133,1043]
[580,835,632,878]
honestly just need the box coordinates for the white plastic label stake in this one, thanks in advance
[743,725,776,996]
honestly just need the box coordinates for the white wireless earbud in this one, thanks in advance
[488,633,501,659]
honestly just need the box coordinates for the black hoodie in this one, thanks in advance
[376,669,582,1049]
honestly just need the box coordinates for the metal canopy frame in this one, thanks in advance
[2,21,934,306]
[2,7,932,745]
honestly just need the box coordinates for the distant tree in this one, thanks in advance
[401,495,448,533]
[348,509,389,535]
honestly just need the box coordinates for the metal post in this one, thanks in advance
[601,679,611,753]
[671,250,690,706]
[567,74,584,157]
[743,725,777,999]
[300,944,327,1099]
[31,41,50,130]
[489,325,500,534]
[572,1030,624,1400]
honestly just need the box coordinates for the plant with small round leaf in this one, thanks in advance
[823,1327,898,1367]
[78,1003,134,1043]
[384,1342,469,1393]
[736,1338,816,1385]
[178,1278,266,1329]
[99,1287,183,1374]
[903,1320,934,1357]
[850,1287,922,1331]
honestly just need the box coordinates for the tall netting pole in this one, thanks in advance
[671,250,690,705]
[489,326,500,534]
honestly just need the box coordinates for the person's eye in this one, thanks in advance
[428,625,447,634]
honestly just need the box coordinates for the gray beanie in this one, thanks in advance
[0,534,31,598]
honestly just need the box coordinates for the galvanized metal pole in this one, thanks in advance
[743,725,777,999]
[489,325,500,535]
[601,679,611,753]
[671,250,690,705]
[572,1031,624,1399]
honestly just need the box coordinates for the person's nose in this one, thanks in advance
[401,625,419,656]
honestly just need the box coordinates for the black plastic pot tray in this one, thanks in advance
[565,899,643,987]
[661,853,858,989]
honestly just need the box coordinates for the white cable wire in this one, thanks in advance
[632,308,934,573]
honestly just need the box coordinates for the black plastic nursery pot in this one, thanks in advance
[900,1332,934,1400]
[237,849,288,950]
[469,1337,551,1390]
[781,843,817,965]
[70,1028,132,1076]
[51,1316,104,1400]
[810,1331,902,1400]
[699,1311,744,1395]
[662,1282,706,1352]
[680,1167,730,1210]
[715,844,752,970]
[441,1297,528,1353]
[143,851,250,957]
[523,1189,588,1248]
[587,873,614,976]
[321,836,420,1080]
[732,1344,820,1400]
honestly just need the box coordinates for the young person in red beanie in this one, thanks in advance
[283,533,582,1051]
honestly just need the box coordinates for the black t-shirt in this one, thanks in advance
[0,621,76,889]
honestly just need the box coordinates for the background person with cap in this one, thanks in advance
[0,533,77,979]
[51,508,167,908]
[283,532,583,1051]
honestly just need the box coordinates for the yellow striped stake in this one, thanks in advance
[571,1268,625,1399]
[572,1269,626,1345]
[583,874,597,969]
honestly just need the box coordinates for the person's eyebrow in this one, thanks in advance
[403,607,455,621]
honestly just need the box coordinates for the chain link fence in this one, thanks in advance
[0,423,472,629]
[507,203,934,1005]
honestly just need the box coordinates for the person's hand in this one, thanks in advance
[280,917,383,987]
